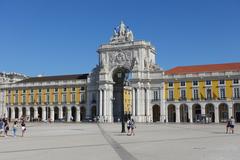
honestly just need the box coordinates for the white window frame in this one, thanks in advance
[192,88,199,100]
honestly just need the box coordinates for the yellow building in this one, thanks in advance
[3,74,95,122]
[162,63,240,123]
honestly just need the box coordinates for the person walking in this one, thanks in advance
[130,118,136,136]
[226,118,231,134]
[4,120,9,137]
[230,116,235,134]
[21,120,26,137]
[0,119,4,136]
[127,118,131,135]
[12,121,18,137]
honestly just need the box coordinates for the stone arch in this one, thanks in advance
[22,107,27,118]
[233,103,240,123]
[8,107,12,121]
[14,107,19,119]
[205,103,215,123]
[219,103,228,123]
[62,106,68,121]
[180,104,189,122]
[91,105,96,119]
[80,106,86,121]
[38,107,42,121]
[30,107,34,121]
[71,106,77,122]
[192,103,201,123]
[112,67,130,122]
[54,106,59,120]
[152,104,160,122]
[168,104,176,122]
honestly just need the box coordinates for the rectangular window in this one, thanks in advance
[80,93,85,103]
[193,89,199,100]
[180,89,186,99]
[31,95,34,103]
[168,90,174,100]
[233,79,239,84]
[54,94,58,103]
[46,88,50,93]
[63,88,67,92]
[219,80,225,85]
[39,89,41,93]
[31,89,34,93]
[153,90,159,100]
[193,81,198,86]
[80,87,85,91]
[8,95,10,104]
[22,95,26,103]
[180,81,185,87]
[23,89,26,94]
[8,90,11,94]
[206,88,212,99]
[46,94,50,103]
[72,87,75,92]
[71,93,75,103]
[168,82,173,87]
[38,95,42,104]
[206,80,211,86]
[15,90,18,94]
[62,94,66,103]
[220,88,225,99]
[55,88,58,92]
[15,95,18,104]
[234,88,240,98]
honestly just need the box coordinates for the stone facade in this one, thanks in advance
[0,22,240,123]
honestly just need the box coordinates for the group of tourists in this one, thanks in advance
[0,117,27,137]
[226,116,235,134]
[127,118,136,136]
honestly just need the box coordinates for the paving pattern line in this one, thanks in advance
[97,123,137,160]
[0,143,108,154]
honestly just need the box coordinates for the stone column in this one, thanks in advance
[201,105,206,115]
[165,105,168,122]
[19,107,23,119]
[176,105,180,123]
[103,89,107,117]
[11,107,15,120]
[136,88,140,117]
[146,88,150,122]
[228,105,233,119]
[34,107,38,119]
[67,107,71,122]
[132,88,135,116]
[214,106,219,123]
[42,107,46,121]
[50,108,54,122]
[76,107,80,122]
[99,90,102,117]
[59,107,63,119]
[189,106,193,123]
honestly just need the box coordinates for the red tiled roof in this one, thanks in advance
[165,62,240,75]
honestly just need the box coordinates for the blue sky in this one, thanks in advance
[0,0,239,76]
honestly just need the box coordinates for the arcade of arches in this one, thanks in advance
[6,106,92,122]
[155,103,240,123]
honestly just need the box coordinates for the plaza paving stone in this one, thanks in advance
[0,122,239,160]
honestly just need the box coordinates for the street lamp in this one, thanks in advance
[117,71,129,133]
